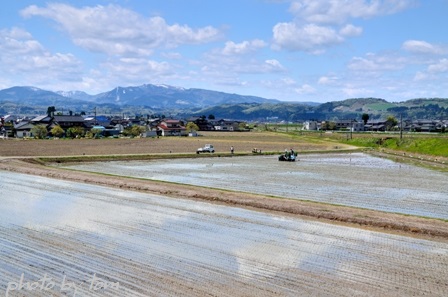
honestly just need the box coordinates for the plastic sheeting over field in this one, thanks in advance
[62,153,448,219]
[0,171,447,296]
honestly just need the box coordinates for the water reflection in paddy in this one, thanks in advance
[61,153,448,219]
[0,171,447,296]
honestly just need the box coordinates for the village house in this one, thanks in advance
[14,115,53,138]
[84,115,113,128]
[334,120,356,130]
[302,121,320,131]
[14,121,35,138]
[351,121,365,132]
[140,118,161,137]
[210,119,242,131]
[1,115,21,137]
[364,120,387,132]
[187,116,215,131]
[51,115,86,130]
[407,119,444,132]
[30,115,52,126]
[157,119,187,136]
[13,115,88,138]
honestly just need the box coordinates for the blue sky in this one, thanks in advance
[1,0,447,103]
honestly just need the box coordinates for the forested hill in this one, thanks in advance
[189,98,448,121]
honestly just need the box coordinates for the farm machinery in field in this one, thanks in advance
[278,150,297,162]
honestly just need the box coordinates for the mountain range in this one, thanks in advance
[0,84,278,108]
[0,84,447,121]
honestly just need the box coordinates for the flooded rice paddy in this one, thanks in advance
[61,153,448,220]
[0,171,447,296]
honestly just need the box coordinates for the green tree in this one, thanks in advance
[361,113,369,125]
[47,106,56,117]
[51,125,64,138]
[30,124,48,139]
[66,126,85,138]
[3,121,13,137]
[185,122,199,132]
[385,115,398,131]
[238,122,248,131]
[123,125,145,137]
[322,121,336,130]
[90,128,103,139]
[208,114,215,120]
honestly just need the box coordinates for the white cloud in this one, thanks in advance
[288,0,415,25]
[280,77,297,86]
[294,84,315,94]
[273,0,414,53]
[272,23,343,52]
[264,59,286,71]
[222,39,267,55]
[342,85,373,97]
[348,53,406,73]
[161,52,183,60]
[339,24,363,37]
[413,71,429,81]
[262,77,298,89]
[70,57,177,94]
[21,3,221,57]
[318,76,339,85]
[410,58,448,83]
[3,27,33,40]
[0,27,82,84]
[402,40,446,55]
[98,58,174,85]
[0,27,43,55]
[201,55,285,75]
[259,77,317,100]
[427,58,448,73]
[200,41,285,77]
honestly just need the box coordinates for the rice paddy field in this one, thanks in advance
[0,171,447,296]
[1,132,447,296]
[60,153,448,220]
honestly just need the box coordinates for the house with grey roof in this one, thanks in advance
[14,121,35,138]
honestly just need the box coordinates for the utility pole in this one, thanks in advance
[350,119,353,140]
[400,114,403,140]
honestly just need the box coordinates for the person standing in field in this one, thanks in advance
[230,146,234,154]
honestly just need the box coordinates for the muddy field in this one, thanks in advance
[0,131,348,157]
[1,171,448,297]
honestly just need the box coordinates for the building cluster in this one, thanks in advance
[0,114,245,139]
[303,119,448,132]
